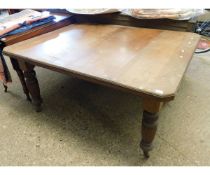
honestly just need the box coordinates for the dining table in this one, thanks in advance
[3,24,200,158]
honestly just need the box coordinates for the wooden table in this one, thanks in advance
[3,24,200,158]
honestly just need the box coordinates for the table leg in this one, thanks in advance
[19,61,42,112]
[3,84,7,92]
[10,57,31,101]
[140,98,162,158]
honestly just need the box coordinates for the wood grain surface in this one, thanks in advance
[3,24,200,99]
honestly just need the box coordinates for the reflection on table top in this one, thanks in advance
[3,24,200,99]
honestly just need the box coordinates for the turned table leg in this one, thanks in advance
[19,61,42,112]
[10,57,31,101]
[3,84,7,92]
[140,98,162,158]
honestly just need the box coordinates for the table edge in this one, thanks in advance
[3,50,175,102]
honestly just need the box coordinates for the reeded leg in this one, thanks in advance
[10,58,31,101]
[20,62,42,112]
[140,98,162,158]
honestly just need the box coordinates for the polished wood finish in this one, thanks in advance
[143,99,162,113]
[10,58,31,101]
[19,61,42,112]
[3,24,200,100]
[141,99,161,158]
[3,24,200,156]
[140,110,159,158]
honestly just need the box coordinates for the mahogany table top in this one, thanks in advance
[3,24,200,100]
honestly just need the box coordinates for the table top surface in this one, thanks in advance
[3,24,200,99]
